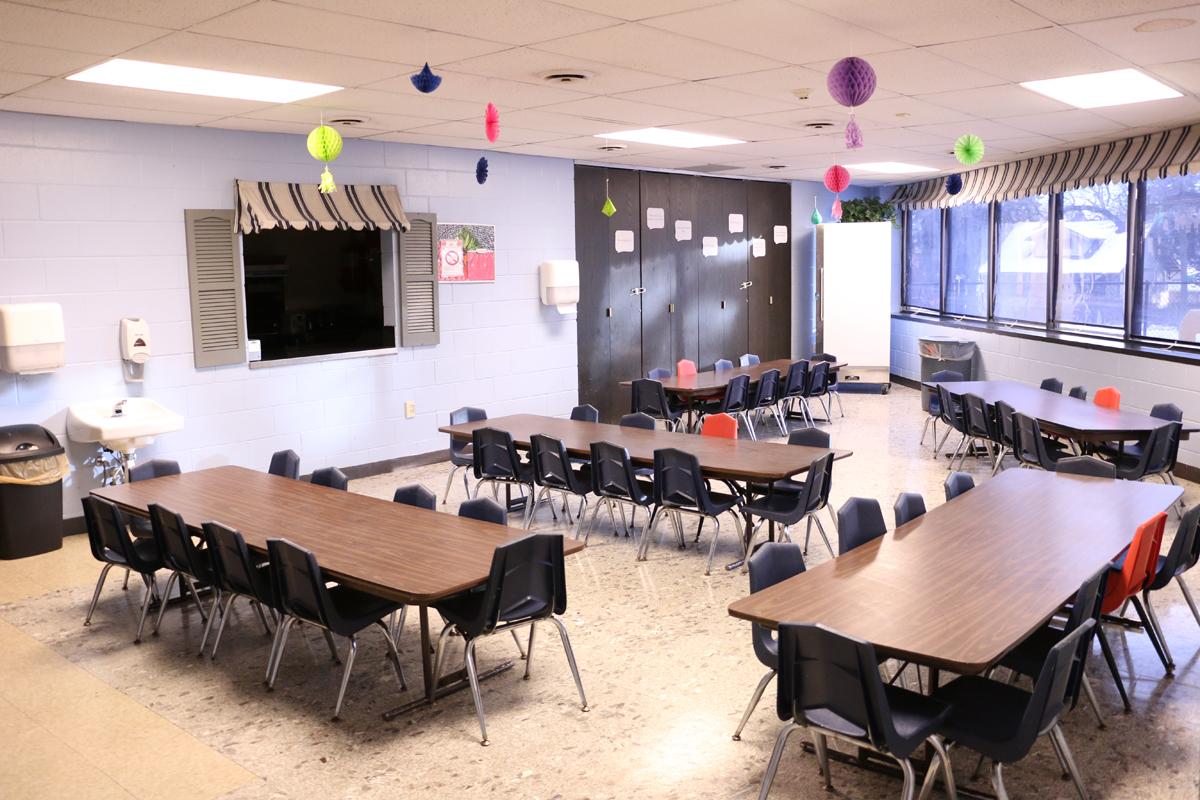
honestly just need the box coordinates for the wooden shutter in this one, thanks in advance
[184,209,246,368]
[398,212,439,347]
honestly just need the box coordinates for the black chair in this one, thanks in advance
[990,399,1018,474]
[758,623,954,800]
[311,466,348,490]
[147,503,211,637]
[459,497,507,525]
[893,492,926,527]
[587,441,655,542]
[749,429,838,552]
[81,496,163,642]
[780,361,811,426]
[933,383,966,462]
[747,368,786,439]
[646,367,671,380]
[743,454,834,560]
[642,448,744,575]
[932,621,1095,800]
[1137,505,1200,672]
[130,458,181,482]
[801,361,832,423]
[265,538,406,719]
[697,373,753,437]
[569,404,599,422]
[431,534,588,745]
[1040,377,1064,393]
[528,433,591,532]
[443,406,486,504]
[944,471,975,500]
[1099,402,1182,464]
[1068,385,1088,400]
[732,542,806,741]
[921,369,963,447]
[837,497,886,555]
[739,353,761,367]
[1012,412,1065,470]
[1055,456,1115,478]
[472,427,533,515]
[393,484,436,510]
[630,378,683,431]
[1111,421,1181,488]
[200,521,277,659]
[808,352,843,418]
[619,411,656,430]
[788,427,830,449]
[714,358,734,371]
[953,393,998,471]
[268,449,301,479]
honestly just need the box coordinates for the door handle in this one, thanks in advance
[739,281,753,290]
[630,287,645,295]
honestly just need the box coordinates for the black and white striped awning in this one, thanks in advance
[889,123,1200,209]
[235,180,410,234]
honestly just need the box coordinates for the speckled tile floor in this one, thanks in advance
[1,386,1197,800]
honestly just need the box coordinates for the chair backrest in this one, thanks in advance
[1012,412,1053,469]
[1150,402,1183,422]
[530,434,584,493]
[456,534,566,639]
[267,538,331,627]
[893,492,926,527]
[619,412,657,430]
[448,407,487,458]
[1094,386,1120,409]
[936,384,961,428]
[82,496,156,571]
[837,497,887,554]
[393,484,436,510]
[590,441,643,502]
[714,359,734,371]
[719,374,751,413]
[472,427,523,481]
[806,452,836,512]
[700,413,737,439]
[1068,386,1088,401]
[1152,505,1200,587]
[129,458,181,482]
[930,369,963,383]
[752,368,781,408]
[961,393,994,439]
[459,497,507,525]
[268,449,301,479]
[148,503,201,576]
[1055,456,1115,478]
[1101,512,1168,613]
[1010,620,1095,762]
[993,400,1016,446]
[653,448,706,510]
[1040,377,1063,393]
[783,360,809,398]
[310,466,348,490]
[944,471,975,500]
[676,359,697,377]
[569,404,600,422]
[631,378,671,419]
[1122,421,1182,478]
[646,368,671,381]
[788,427,830,449]
[808,352,838,385]
[805,361,830,396]
[749,542,806,666]
[739,353,760,367]
[203,521,265,599]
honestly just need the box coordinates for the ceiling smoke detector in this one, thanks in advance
[803,121,835,130]
[329,116,368,126]
[540,70,593,84]
[792,87,811,101]
[597,143,627,152]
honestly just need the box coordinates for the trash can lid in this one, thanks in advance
[0,424,64,461]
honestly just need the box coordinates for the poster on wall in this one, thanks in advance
[437,223,496,283]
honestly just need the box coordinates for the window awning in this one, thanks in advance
[889,123,1200,209]
[235,180,410,234]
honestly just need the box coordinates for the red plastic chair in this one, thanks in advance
[676,359,697,377]
[700,413,737,439]
[1094,386,1120,410]
[1101,511,1167,614]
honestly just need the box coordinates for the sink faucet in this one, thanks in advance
[113,399,127,416]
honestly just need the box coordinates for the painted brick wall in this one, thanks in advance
[0,111,577,518]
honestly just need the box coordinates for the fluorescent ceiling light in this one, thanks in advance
[594,128,744,148]
[67,59,341,103]
[846,162,938,174]
[1020,68,1180,109]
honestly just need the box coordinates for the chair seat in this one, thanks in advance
[932,676,1031,761]
[743,493,807,525]
[801,685,947,757]
[599,477,655,506]
[130,537,162,569]
[450,450,474,468]
[483,460,534,483]
[323,585,404,638]
[663,491,739,516]
[128,516,155,538]
[435,589,550,635]
[997,624,1067,678]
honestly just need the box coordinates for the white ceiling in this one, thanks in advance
[1,0,1199,183]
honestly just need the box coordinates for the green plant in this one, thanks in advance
[839,197,898,225]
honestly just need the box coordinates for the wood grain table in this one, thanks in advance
[728,468,1182,673]
[92,466,584,717]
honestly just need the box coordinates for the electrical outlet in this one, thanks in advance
[405,400,416,419]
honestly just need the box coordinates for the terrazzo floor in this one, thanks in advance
[1,386,1197,800]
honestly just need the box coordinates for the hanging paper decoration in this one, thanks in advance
[306,123,343,194]
[485,103,500,142]
[601,196,617,217]
[954,134,985,166]
[945,173,963,196]
[810,195,822,226]
[823,165,850,222]
[476,156,489,185]
[827,56,876,150]
[832,198,843,221]
[410,63,442,94]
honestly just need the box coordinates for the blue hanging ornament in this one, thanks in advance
[410,63,442,94]
[945,173,963,196]
[476,156,488,184]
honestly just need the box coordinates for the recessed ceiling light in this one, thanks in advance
[1019,68,1180,109]
[593,128,744,148]
[846,162,938,174]
[67,58,341,103]
[1135,17,1195,33]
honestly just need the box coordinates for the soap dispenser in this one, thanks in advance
[119,318,150,382]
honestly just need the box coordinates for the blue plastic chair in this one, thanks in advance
[836,497,887,555]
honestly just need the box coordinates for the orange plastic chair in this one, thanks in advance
[1101,511,1167,614]
[700,413,737,439]
[1094,386,1121,410]
[676,359,697,377]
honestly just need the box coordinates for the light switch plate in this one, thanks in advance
[405,400,416,418]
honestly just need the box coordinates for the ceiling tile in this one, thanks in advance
[496,142,600,159]
[1011,0,1194,24]
[997,109,1127,137]
[402,120,561,145]
[808,48,1004,95]
[366,70,590,109]
[701,66,894,108]
[204,117,386,137]
[852,96,976,127]
[790,0,1049,46]
[548,0,726,21]
[1067,6,1200,65]
[709,135,846,158]
[293,88,481,121]
[1150,58,1200,95]
[0,2,168,54]
[190,0,508,64]
[926,27,1131,82]
[541,135,666,156]
[532,23,784,80]
[440,47,677,95]
[0,43,102,77]
[0,72,45,94]
[537,95,715,126]
[497,109,620,135]
[361,130,484,149]
[14,77,275,115]
[0,95,218,125]
[1090,95,1200,126]
[907,118,1043,141]
[982,134,1070,154]
[640,0,907,63]
[14,0,255,29]
[662,118,800,142]
[616,82,797,117]
[858,127,950,147]
[917,84,1071,118]
[284,0,620,45]
[240,104,441,132]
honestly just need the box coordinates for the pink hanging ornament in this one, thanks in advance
[832,198,843,220]
[485,103,500,143]
[845,116,863,150]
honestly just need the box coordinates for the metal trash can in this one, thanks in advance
[0,424,69,559]
[919,336,976,411]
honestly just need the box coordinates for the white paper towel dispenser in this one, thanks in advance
[0,303,65,374]
[539,260,579,315]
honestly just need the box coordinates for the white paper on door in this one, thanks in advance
[646,207,665,229]
[702,236,718,257]
[674,219,692,241]
[615,229,634,253]
[773,225,789,244]
[751,237,766,257]
[728,213,743,234]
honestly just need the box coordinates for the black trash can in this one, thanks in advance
[0,424,68,559]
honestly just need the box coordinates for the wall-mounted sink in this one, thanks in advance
[67,398,183,453]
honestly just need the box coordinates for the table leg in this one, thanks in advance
[420,606,435,701]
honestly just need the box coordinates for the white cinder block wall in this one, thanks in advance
[0,111,577,519]
[891,317,1200,469]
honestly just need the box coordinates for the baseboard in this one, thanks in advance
[889,373,921,390]
[63,515,86,537]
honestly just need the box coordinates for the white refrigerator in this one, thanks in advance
[815,221,893,375]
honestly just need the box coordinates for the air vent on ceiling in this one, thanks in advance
[803,121,835,130]
[680,163,738,174]
[540,70,593,84]
[329,116,368,126]
[597,143,627,152]
[764,164,789,170]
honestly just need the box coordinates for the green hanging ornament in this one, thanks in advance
[601,196,617,217]
[306,123,343,194]
[810,195,822,225]
[953,133,985,166]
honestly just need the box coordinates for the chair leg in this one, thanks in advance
[1050,724,1091,800]
[813,731,832,790]
[375,619,407,692]
[266,615,294,688]
[897,757,917,800]
[183,575,209,623]
[84,562,115,626]
[991,762,1010,800]
[198,588,223,657]
[1080,673,1105,728]
[510,628,527,659]
[1095,625,1132,712]
[122,568,131,590]
[521,621,538,679]
[322,628,342,663]
[251,599,273,636]
[916,736,956,800]
[803,515,812,556]
[332,634,358,719]
[637,507,661,561]
[1177,576,1200,628]
[732,669,775,741]
[920,415,933,445]
[134,573,157,644]
[430,623,456,692]
[1141,591,1175,671]
[152,570,181,636]
[210,591,239,660]
[933,426,952,459]
[811,514,834,559]
[704,516,722,576]
[549,616,589,712]
[1129,594,1173,674]
[825,503,838,532]
[757,722,800,800]
[464,639,489,745]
